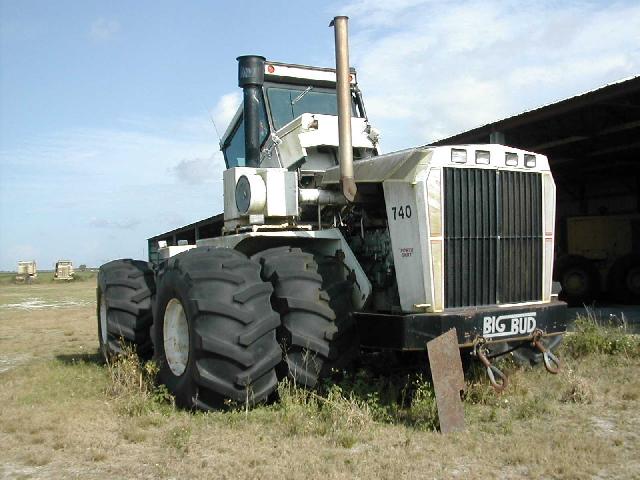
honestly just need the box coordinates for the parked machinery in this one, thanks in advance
[15,260,37,284]
[54,260,75,281]
[97,17,566,408]
[555,214,640,305]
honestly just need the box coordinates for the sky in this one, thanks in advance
[0,0,639,270]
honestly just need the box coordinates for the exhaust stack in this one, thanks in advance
[330,16,357,202]
[237,55,265,168]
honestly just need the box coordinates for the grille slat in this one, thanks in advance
[443,168,543,308]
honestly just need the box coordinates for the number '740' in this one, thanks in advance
[391,205,412,220]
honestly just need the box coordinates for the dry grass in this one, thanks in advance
[1,278,639,479]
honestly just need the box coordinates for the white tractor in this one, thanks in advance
[97,17,566,408]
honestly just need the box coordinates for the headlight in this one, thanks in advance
[505,152,518,166]
[451,148,467,164]
[235,174,266,215]
[475,150,490,165]
[524,154,536,168]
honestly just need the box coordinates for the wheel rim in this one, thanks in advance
[99,294,108,346]
[564,269,588,295]
[163,298,190,376]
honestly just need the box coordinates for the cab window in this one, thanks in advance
[224,118,246,167]
[223,98,270,168]
[267,86,359,130]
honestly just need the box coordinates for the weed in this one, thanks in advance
[403,376,439,430]
[86,448,107,462]
[166,424,191,453]
[560,371,594,404]
[513,394,553,420]
[22,451,52,466]
[105,345,173,416]
[122,427,148,443]
[563,313,640,359]
[320,384,373,444]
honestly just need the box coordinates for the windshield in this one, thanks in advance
[267,86,358,130]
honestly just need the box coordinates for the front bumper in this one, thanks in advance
[355,300,567,350]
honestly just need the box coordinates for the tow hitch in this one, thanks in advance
[531,329,561,374]
[473,339,508,393]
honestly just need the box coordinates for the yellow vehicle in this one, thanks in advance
[554,214,640,305]
[54,260,75,281]
[15,260,37,284]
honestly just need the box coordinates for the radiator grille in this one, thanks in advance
[443,168,542,308]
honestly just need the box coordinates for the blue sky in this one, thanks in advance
[1,0,639,270]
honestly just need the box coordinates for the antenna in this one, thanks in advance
[204,101,222,146]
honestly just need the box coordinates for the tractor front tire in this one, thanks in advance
[97,259,155,362]
[315,253,359,370]
[253,247,348,388]
[607,254,640,304]
[154,247,281,409]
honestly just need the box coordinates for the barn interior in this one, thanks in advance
[432,76,640,314]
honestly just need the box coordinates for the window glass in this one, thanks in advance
[224,118,245,168]
[267,87,358,130]
[223,100,270,168]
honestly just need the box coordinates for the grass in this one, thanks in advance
[0,271,97,285]
[564,311,640,359]
[1,278,639,478]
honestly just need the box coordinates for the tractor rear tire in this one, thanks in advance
[554,255,600,306]
[154,247,281,409]
[607,254,640,304]
[97,259,155,362]
[253,247,347,387]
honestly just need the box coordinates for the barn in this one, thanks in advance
[431,76,640,306]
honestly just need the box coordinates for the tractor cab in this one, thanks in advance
[220,60,380,176]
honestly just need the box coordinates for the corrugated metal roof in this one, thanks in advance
[431,75,640,145]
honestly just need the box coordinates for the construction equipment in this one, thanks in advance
[555,214,640,305]
[54,260,75,281]
[15,261,37,284]
[97,16,567,409]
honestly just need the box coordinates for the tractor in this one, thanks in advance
[97,17,567,409]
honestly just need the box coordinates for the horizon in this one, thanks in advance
[1,0,639,270]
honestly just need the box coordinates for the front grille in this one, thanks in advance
[443,168,542,308]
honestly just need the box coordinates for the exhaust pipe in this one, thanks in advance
[330,16,357,202]
[237,55,265,168]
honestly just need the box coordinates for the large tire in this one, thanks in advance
[315,254,359,370]
[97,259,155,361]
[252,247,347,388]
[554,255,600,306]
[607,254,640,304]
[154,247,281,409]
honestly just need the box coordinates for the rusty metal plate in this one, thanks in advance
[427,328,466,433]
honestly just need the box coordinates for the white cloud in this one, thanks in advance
[89,218,141,229]
[171,154,224,184]
[338,0,640,150]
[89,18,120,42]
[0,95,236,269]
[212,92,242,136]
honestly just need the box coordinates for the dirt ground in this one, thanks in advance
[1,275,639,479]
